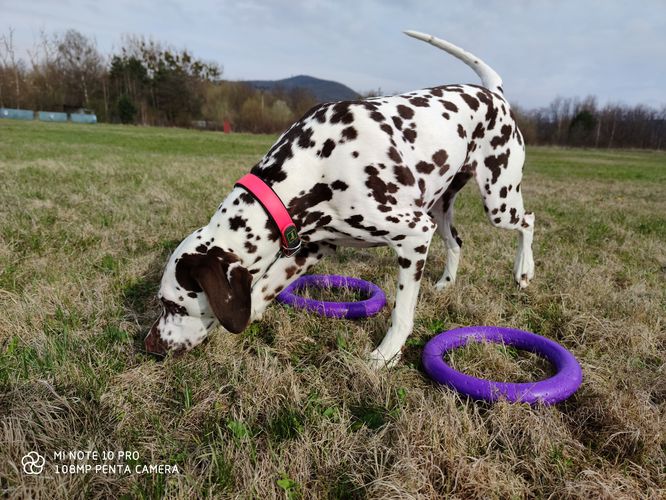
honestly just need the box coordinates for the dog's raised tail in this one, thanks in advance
[404,30,503,94]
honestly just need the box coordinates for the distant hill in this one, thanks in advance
[242,75,360,103]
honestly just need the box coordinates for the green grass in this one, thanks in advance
[1,120,665,499]
[527,146,666,183]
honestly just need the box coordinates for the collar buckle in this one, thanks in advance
[281,225,301,256]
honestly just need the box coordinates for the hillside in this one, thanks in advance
[242,75,360,103]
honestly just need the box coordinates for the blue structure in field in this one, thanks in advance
[38,111,68,122]
[0,108,34,120]
[70,113,97,124]
[1,107,97,124]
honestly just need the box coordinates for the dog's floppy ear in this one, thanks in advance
[189,252,252,334]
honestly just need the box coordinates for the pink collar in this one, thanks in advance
[235,173,301,256]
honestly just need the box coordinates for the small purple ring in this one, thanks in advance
[422,326,582,405]
[276,274,386,319]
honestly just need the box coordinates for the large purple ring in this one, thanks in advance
[422,326,582,405]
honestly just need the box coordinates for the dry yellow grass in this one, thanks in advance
[1,120,664,498]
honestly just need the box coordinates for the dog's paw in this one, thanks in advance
[367,348,401,370]
[515,259,534,289]
[518,275,530,289]
[516,271,534,289]
[434,276,454,291]
[514,255,534,289]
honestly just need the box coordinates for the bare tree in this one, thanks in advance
[26,29,63,110]
[0,27,22,107]
[57,30,104,110]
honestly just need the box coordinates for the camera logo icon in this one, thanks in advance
[22,451,46,475]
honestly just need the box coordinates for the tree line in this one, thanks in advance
[0,28,316,132]
[514,96,666,150]
[1,28,663,148]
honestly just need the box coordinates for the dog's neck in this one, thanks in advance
[207,187,284,276]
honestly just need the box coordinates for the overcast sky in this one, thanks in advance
[2,0,665,109]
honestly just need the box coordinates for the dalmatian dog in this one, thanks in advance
[144,31,535,367]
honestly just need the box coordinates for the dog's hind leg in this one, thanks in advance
[513,210,535,288]
[428,168,474,290]
[476,143,535,288]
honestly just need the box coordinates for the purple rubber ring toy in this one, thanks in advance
[422,326,583,405]
[276,274,386,319]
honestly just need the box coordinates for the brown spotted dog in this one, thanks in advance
[145,31,535,367]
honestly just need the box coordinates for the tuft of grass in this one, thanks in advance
[297,284,370,303]
[446,340,555,383]
[277,474,301,500]
[267,408,306,442]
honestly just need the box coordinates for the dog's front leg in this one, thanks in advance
[369,223,436,368]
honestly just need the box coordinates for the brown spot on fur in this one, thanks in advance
[331,180,348,191]
[432,149,448,167]
[441,100,458,112]
[285,265,299,279]
[403,128,417,143]
[416,161,435,174]
[365,165,398,206]
[485,150,511,184]
[414,259,425,281]
[320,138,336,158]
[228,216,246,231]
[393,165,415,186]
[460,93,479,110]
[491,124,513,148]
[288,183,334,220]
[330,101,354,124]
[409,96,429,107]
[341,126,358,142]
[388,147,402,163]
[397,104,414,119]
[509,208,520,224]
[370,111,386,122]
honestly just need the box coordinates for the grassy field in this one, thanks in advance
[1,120,664,499]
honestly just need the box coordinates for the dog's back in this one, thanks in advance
[250,81,522,250]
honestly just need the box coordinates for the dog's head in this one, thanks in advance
[144,231,252,356]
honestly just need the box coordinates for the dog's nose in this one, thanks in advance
[144,324,168,357]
